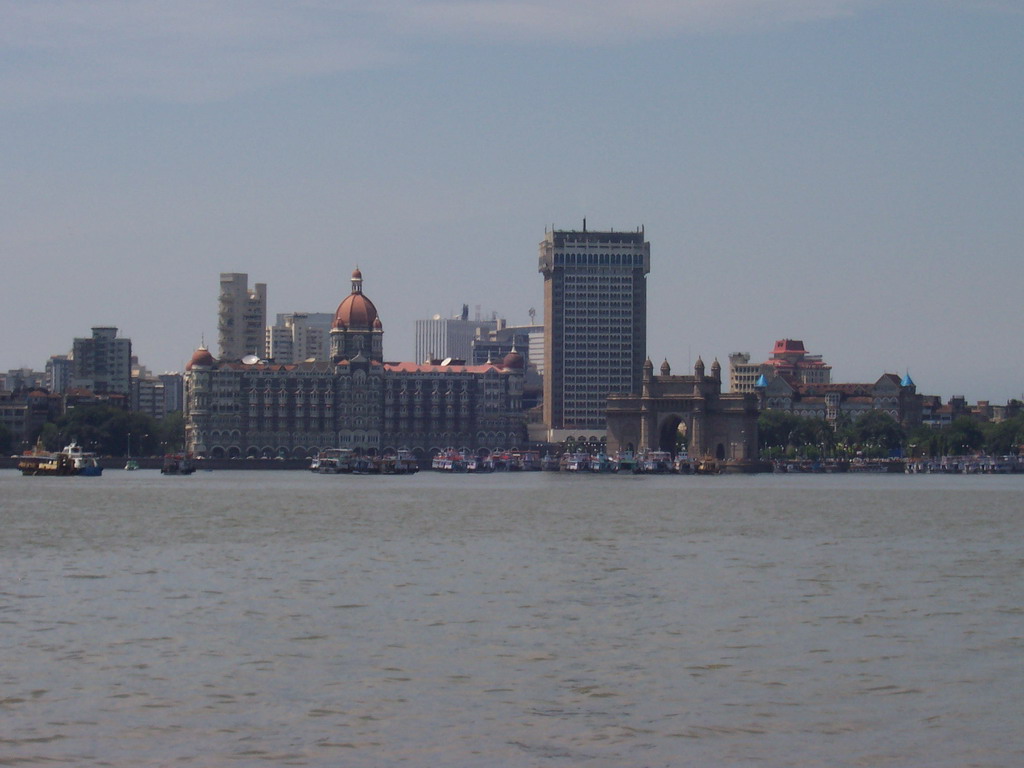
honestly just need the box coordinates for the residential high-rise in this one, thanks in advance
[539,224,650,438]
[218,273,267,361]
[71,326,133,395]
[267,312,334,363]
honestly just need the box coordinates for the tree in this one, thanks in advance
[851,410,906,457]
[945,416,984,456]
[158,411,186,453]
[981,416,1024,456]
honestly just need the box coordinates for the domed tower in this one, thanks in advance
[710,358,721,383]
[660,358,671,376]
[331,268,384,363]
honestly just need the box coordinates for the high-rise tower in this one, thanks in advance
[218,273,267,361]
[539,224,650,436]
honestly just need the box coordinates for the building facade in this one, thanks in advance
[606,357,761,465]
[71,326,132,395]
[186,270,527,459]
[414,308,498,364]
[758,372,922,428]
[539,224,650,438]
[266,312,334,363]
[730,339,832,393]
[218,273,267,360]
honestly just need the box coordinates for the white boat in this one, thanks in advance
[62,442,104,476]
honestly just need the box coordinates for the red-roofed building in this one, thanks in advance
[185,270,527,459]
[730,339,831,393]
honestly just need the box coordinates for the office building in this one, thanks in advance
[71,326,132,395]
[218,273,267,361]
[538,224,650,439]
[415,305,498,364]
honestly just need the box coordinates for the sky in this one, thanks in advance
[2,0,1022,403]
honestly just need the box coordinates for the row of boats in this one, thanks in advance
[16,441,197,476]
[313,449,720,475]
[312,448,420,475]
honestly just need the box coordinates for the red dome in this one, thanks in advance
[334,292,379,329]
[187,346,215,370]
[502,350,524,369]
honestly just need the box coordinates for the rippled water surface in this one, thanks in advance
[2,470,1023,767]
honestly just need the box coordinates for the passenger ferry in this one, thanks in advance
[18,442,102,476]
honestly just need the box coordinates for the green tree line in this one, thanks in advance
[22,406,186,456]
[758,410,1024,460]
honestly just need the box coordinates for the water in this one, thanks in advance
[2,470,1022,767]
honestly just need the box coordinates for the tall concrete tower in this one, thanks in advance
[218,273,267,361]
[538,224,650,438]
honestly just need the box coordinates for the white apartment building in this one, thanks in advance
[267,312,334,363]
[218,273,267,361]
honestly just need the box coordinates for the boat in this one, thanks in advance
[18,441,103,476]
[612,450,637,473]
[509,450,542,471]
[432,449,469,472]
[636,451,674,474]
[316,448,356,474]
[380,449,419,474]
[561,452,591,472]
[589,453,616,473]
[124,459,139,471]
[540,453,561,471]
[351,454,380,474]
[161,454,196,475]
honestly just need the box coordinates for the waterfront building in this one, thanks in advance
[71,326,132,395]
[266,312,333,363]
[730,340,832,393]
[218,273,267,360]
[539,224,650,441]
[606,357,760,465]
[758,372,922,429]
[185,270,526,459]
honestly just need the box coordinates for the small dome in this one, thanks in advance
[187,346,215,370]
[660,359,671,376]
[352,268,363,280]
[373,316,383,330]
[502,349,524,369]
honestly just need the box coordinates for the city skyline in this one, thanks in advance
[2,1,1022,403]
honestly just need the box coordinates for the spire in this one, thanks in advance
[660,358,671,376]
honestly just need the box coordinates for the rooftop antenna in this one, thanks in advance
[583,217,586,232]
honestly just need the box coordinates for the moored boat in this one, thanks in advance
[161,454,196,475]
[636,451,674,474]
[380,449,419,474]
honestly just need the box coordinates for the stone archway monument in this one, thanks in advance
[606,357,766,471]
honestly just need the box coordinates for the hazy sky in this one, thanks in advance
[2,0,1021,402]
